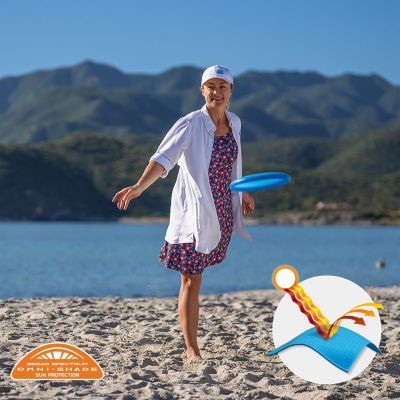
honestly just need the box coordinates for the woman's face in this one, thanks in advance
[201,78,233,111]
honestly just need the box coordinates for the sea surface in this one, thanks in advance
[0,222,399,298]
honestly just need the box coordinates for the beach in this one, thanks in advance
[0,287,399,399]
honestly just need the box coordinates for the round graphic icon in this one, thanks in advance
[271,275,382,384]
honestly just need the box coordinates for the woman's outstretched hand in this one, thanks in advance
[242,192,255,216]
[112,160,165,211]
[112,183,144,210]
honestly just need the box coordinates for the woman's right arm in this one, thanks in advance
[112,116,191,211]
[112,160,165,210]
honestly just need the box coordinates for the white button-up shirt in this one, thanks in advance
[150,104,252,254]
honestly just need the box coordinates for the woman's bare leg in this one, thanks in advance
[178,273,202,359]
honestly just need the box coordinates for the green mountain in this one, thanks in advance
[0,143,115,220]
[1,61,400,144]
[0,61,399,223]
[316,126,400,175]
[0,86,179,144]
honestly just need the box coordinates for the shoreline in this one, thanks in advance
[1,212,399,226]
[118,215,400,226]
[1,287,399,399]
[1,285,399,301]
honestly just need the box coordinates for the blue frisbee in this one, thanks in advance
[230,172,291,192]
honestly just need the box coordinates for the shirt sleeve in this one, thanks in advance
[149,117,191,178]
[233,113,241,136]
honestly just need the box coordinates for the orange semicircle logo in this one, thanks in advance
[11,342,104,380]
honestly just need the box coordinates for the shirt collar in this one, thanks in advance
[200,104,233,136]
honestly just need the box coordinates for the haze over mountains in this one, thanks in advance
[1,60,400,144]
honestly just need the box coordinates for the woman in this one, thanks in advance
[112,65,255,360]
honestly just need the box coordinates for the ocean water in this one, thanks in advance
[0,222,399,298]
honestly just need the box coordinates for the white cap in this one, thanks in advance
[201,65,233,86]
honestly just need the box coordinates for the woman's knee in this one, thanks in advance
[181,273,202,290]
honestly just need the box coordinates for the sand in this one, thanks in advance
[0,287,399,399]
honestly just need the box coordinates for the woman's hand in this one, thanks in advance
[242,192,255,216]
[112,183,144,210]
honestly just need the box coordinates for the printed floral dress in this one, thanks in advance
[159,130,238,275]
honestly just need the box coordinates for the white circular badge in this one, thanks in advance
[271,275,381,384]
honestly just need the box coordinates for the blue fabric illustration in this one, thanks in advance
[266,327,380,372]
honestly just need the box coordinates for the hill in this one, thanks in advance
[0,144,114,220]
[0,86,179,144]
[316,126,400,175]
[0,128,399,223]
[1,61,400,144]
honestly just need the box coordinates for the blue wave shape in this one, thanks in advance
[266,327,380,372]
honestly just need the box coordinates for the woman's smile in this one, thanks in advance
[201,78,232,109]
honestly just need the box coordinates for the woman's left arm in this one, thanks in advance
[233,114,255,216]
[242,192,255,215]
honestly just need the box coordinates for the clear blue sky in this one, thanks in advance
[1,0,399,83]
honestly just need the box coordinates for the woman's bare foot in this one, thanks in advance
[186,348,202,360]
[187,354,203,362]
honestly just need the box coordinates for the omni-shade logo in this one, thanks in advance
[11,343,104,380]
